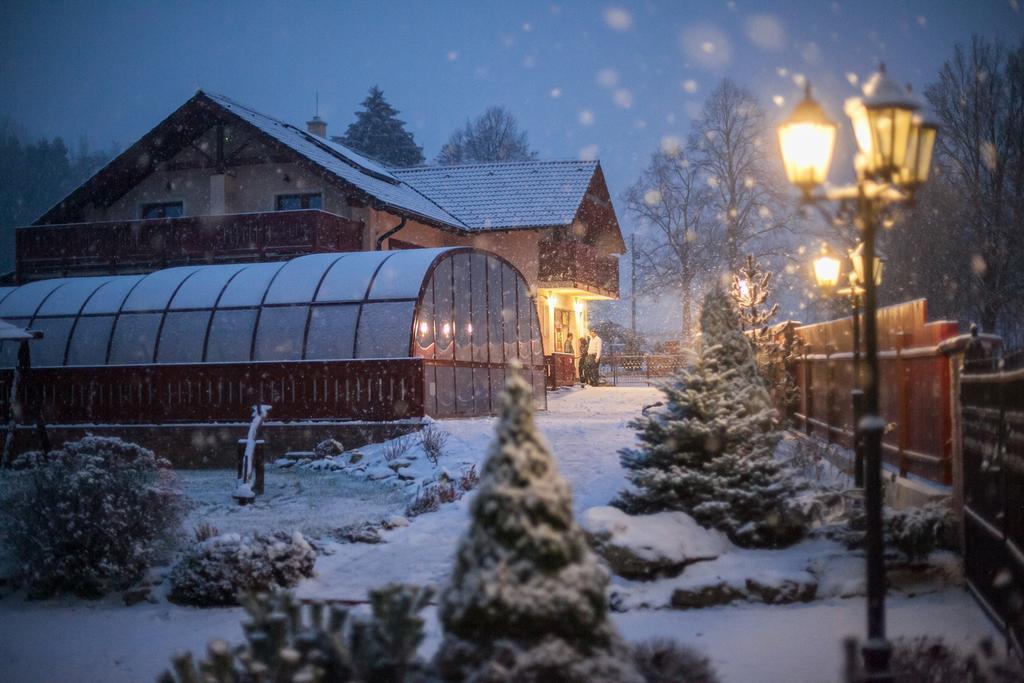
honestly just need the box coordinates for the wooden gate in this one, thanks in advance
[960,349,1024,656]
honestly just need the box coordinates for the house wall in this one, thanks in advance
[82,126,358,222]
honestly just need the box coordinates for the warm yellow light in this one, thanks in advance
[899,114,938,187]
[778,84,837,191]
[442,322,451,337]
[853,65,919,181]
[547,296,556,311]
[418,321,429,336]
[573,300,585,315]
[850,242,884,287]
[813,245,842,291]
[466,322,473,334]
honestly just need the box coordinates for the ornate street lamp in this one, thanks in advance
[812,244,843,292]
[780,64,937,682]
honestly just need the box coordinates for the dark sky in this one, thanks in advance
[2,0,1020,328]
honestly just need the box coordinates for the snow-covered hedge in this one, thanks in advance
[168,530,315,606]
[1,437,185,598]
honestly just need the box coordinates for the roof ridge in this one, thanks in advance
[394,158,597,173]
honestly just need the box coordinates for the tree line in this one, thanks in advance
[624,34,1024,346]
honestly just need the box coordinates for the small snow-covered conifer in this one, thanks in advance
[617,285,805,548]
[436,362,642,683]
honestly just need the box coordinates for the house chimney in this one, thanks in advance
[307,115,327,138]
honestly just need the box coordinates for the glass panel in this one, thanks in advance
[502,263,518,360]
[489,367,505,413]
[455,366,474,415]
[453,253,472,362]
[142,201,183,218]
[368,248,443,299]
[316,252,389,302]
[435,364,455,417]
[487,257,503,362]
[432,258,453,360]
[36,278,113,316]
[414,278,434,358]
[473,367,491,414]
[275,193,321,210]
[355,302,415,358]
[122,267,200,312]
[218,263,285,308]
[170,264,246,309]
[109,313,162,364]
[254,306,308,361]
[0,287,17,307]
[157,310,211,363]
[66,316,114,366]
[29,317,74,367]
[517,277,531,360]
[0,279,70,318]
[423,364,437,415]
[264,253,343,305]
[470,254,489,363]
[531,305,544,367]
[206,309,257,362]
[82,276,144,314]
[0,318,30,368]
[305,304,359,360]
[533,369,547,411]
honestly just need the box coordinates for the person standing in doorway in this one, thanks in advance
[587,330,602,386]
[564,332,575,355]
[577,332,590,386]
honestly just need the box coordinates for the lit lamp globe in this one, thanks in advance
[813,245,843,292]
[778,84,837,195]
[850,242,885,287]
[899,113,939,188]
[845,64,919,182]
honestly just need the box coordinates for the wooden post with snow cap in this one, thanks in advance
[233,404,271,505]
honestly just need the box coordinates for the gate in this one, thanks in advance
[599,353,686,387]
[960,349,1024,656]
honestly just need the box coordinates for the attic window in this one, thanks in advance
[141,202,183,219]
[275,193,322,211]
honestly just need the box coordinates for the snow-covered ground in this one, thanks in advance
[0,386,999,682]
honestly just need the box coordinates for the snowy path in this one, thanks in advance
[0,385,1000,682]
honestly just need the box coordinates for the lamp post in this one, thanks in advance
[779,67,937,682]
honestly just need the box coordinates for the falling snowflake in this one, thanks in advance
[579,144,599,160]
[578,110,595,125]
[744,14,786,51]
[613,88,633,108]
[603,6,633,31]
[597,68,619,88]
[682,79,699,93]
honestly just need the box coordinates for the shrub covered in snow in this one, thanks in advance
[617,286,807,548]
[843,636,1024,683]
[631,638,719,683]
[435,363,643,683]
[160,585,434,683]
[314,437,345,459]
[1,436,185,598]
[168,530,315,606]
[845,500,955,562]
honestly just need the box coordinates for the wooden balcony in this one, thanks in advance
[15,210,364,281]
[536,239,619,299]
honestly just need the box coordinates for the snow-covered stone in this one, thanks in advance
[581,506,730,579]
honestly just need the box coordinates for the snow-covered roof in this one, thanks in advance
[0,318,35,341]
[394,160,599,230]
[203,93,467,229]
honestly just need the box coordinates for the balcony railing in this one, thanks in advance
[15,210,365,281]
[536,239,619,298]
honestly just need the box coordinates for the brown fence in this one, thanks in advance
[599,353,686,387]
[791,299,967,485]
[960,350,1024,655]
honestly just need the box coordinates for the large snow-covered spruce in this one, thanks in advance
[1,437,185,598]
[436,363,642,683]
[617,285,805,548]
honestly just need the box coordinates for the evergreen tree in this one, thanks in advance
[334,87,424,167]
[436,362,642,683]
[617,285,805,548]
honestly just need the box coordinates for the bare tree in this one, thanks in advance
[436,106,537,165]
[689,79,788,271]
[623,150,718,342]
[921,36,1024,336]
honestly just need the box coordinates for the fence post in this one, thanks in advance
[897,335,911,478]
[825,346,835,444]
[612,351,618,387]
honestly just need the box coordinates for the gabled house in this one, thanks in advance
[16,91,624,363]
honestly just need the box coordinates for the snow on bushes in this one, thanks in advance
[436,363,643,683]
[617,285,807,548]
[1,436,185,598]
[161,586,434,683]
[168,530,315,606]
[844,499,956,562]
[631,638,720,683]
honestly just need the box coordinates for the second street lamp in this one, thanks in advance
[779,65,936,682]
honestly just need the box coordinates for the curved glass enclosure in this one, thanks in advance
[0,247,546,417]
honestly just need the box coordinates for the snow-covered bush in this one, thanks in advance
[382,433,414,463]
[1,436,185,598]
[160,586,434,683]
[314,437,345,459]
[436,363,643,683]
[845,500,955,562]
[418,424,449,466]
[854,636,1024,683]
[168,530,315,606]
[617,286,807,548]
[631,638,719,683]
